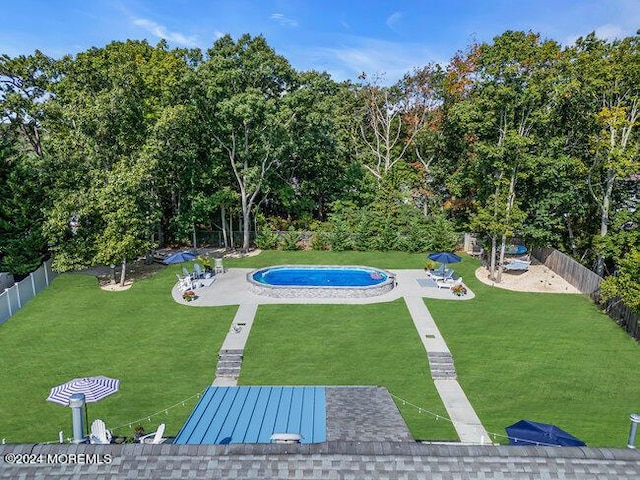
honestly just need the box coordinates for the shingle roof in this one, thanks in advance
[2,442,639,479]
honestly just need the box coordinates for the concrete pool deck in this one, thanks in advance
[173,268,489,444]
[172,268,475,306]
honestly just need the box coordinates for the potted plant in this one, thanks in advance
[182,290,197,302]
[424,259,437,271]
[451,284,467,296]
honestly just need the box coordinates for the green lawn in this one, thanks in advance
[0,267,236,443]
[240,301,457,441]
[1,249,639,447]
[429,256,640,447]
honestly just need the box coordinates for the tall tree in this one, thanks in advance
[570,33,640,275]
[465,31,561,281]
[197,34,296,251]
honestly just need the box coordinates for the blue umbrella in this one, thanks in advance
[163,251,197,265]
[506,420,586,447]
[428,252,462,270]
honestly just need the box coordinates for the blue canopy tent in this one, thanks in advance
[163,251,197,265]
[505,420,586,447]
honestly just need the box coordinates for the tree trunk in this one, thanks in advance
[497,234,507,283]
[221,207,228,249]
[489,235,497,281]
[595,169,616,277]
[119,257,127,287]
[192,223,197,250]
[241,197,251,252]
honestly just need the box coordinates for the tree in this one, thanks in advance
[570,33,640,275]
[462,31,561,281]
[356,69,438,186]
[197,34,296,251]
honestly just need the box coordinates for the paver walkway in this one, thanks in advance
[212,303,257,386]
[404,296,490,444]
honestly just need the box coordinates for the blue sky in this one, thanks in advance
[2,0,639,82]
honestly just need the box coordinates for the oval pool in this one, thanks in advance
[247,265,395,298]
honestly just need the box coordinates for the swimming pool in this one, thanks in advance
[247,265,395,298]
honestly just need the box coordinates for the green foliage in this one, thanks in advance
[600,249,640,313]
[254,226,279,250]
[310,231,330,251]
[325,195,458,253]
[278,228,301,251]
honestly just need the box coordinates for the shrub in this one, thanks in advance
[279,228,301,251]
[310,231,330,251]
[254,226,279,250]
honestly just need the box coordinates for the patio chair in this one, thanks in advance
[214,258,225,274]
[436,277,463,290]
[431,268,454,282]
[139,423,166,444]
[427,263,447,278]
[176,273,193,292]
[193,263,204,279]
[89,419,112,444]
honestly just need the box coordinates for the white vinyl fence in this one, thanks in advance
[0,259,57,326]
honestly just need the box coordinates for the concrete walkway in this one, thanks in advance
[404,296,490,444]
[183,268,489,444]
[212,303,258,386]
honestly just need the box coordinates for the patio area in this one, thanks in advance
[172,268,475,306]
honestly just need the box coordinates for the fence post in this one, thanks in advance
[16,284,21,309]
[31,272,37,296]
[44,260,50,286]
[4,288,11,317]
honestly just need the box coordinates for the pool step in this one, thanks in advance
[216,351,244,378]
[427,352,457,380]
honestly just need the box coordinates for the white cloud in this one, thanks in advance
[308,36,445,84]
[132,18,197,46]
[270,13,298,27]
[213,30,225,39]
[593,23,627,40]
[386,11,403,30]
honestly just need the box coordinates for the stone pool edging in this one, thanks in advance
[246,264,396,298]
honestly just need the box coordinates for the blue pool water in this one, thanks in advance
[252,266,388,287]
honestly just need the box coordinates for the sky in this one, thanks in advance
[1,0,639,83]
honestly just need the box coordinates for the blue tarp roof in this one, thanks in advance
[174,386,326,445]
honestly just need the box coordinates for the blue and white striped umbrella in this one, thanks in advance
[47,376,120,406]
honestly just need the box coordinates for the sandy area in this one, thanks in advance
[475,260,580,294]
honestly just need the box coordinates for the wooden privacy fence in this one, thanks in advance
[532,247,602,296]
[532,247,640,341]
[0,259,57,326]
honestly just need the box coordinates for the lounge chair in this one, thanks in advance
[89,419,112,444]
[436,277,463,290]
[139,423,166,444]
[427,263,446,278]
[431,268,454,282]
[503,260,531,272]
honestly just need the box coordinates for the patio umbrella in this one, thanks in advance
[505,420,586,447]
[163,251,196,265]
[48,376,120,438]
[47,376,120,406]
[428,252,462,270]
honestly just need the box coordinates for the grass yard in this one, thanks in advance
[2,248,638,447]
[0,267,236,443]
[429,256,640,447]
[239,301,457,441]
